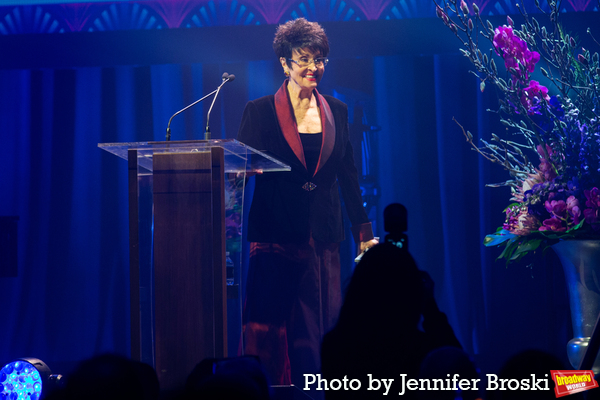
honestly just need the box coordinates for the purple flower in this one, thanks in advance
[539,217,567,232]
[521,80,550,113]
[536,143,557,181]
[582,188,600,229]
[566,196,579,209]
[583,188,600,226]
[571,207,582,225]
[544,199,567,217]
[539,160,557,181]
[493,25,540,76]
[567,196,582,225]
[584,208,600,225]
[536,143,553,158]
[585,188,600,209]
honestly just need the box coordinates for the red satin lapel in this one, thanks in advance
[274,81,306,169]
[315,92,335,176]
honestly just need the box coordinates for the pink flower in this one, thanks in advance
[585,188,600,209]
[584,188,600,228]
[539,217,567,232]
[493,25,540,75]
[521,80,550,112]
[538,160,556,181]
[544,199,567,217]
[536,143,557,181]
[567,196,582,225]
[536,143,553,158]
[460,0,469,14]
[584,208,600,225]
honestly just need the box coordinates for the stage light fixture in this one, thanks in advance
[0,358,60,400]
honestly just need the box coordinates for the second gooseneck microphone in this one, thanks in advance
[165,72,235,141]
[204,72,235,140]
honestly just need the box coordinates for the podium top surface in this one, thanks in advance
[98,139,291,173]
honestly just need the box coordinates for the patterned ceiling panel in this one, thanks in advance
[0,0,597,34]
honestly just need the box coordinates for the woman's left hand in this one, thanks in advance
[359,238,379,253]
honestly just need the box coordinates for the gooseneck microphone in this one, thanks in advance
[205,72,235,140]
[165,72,235,141]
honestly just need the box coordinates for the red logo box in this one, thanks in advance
[551,370,599,397]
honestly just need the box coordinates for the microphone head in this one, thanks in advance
[222,72,230,81]
[226,74,235,82]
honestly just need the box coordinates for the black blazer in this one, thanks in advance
[237,83,372,244]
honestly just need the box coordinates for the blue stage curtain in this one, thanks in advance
[0,64,206,369]
[0,54,571,375]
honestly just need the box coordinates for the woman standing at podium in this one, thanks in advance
[237,18,378,387]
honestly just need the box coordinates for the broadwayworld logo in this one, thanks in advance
[551,370,599,397]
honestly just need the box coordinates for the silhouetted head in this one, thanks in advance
[384,203,408,233]
[494,349,569,400]
[337,243,424,331]
[64,354,150,400]
[185,356,270,400]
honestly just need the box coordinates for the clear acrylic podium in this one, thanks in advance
[98,139,290,390]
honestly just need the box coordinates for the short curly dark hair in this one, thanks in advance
[273,18,330,64]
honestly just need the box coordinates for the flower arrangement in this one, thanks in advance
[434,0,600,263]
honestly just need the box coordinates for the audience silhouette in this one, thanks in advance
[320,242,462,399]
[183,356,271,400]
[33,204,592,400]
[489,349,584,400]
[59,353,159,400]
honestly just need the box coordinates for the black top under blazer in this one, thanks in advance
[237,82,373,244]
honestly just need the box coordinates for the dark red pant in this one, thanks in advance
[243,239,341,385]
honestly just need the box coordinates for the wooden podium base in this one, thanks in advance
[129,148,226,390]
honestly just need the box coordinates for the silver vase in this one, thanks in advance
[553,240,600,372]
